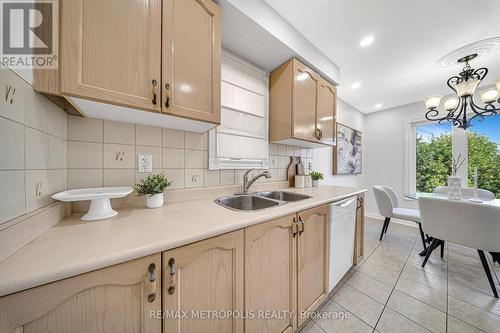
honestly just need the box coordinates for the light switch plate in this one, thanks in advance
[138,154,153,173]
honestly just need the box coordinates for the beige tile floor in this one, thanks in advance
[301,217,500,333]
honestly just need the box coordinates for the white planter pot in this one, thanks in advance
[312,180,320,187]
[295,175,305,189]
[146,193,164,208]
[447,176,462,200]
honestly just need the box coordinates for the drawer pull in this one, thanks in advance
[298,216,305,235]
[146,263,156,303]
[292,217,299,238]
[168,257,176,295]
[152,80,158,105]
[165,83,171,108]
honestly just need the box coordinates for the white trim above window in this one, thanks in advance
[209,51,269,170]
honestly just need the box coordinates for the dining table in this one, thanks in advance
[404,192,500,258]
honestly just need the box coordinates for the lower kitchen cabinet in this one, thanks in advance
[0,254,161,333]
[0,201,359,333]
[245,214,297,333]
[162,230,244,333]
[244,205,329,332]
[297,205,329,327]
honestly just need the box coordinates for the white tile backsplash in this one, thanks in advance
[163,148,185,169]
[104,120,135,145]
[25,170,49,212]
[0,67,68,225]
[104,169,135,187]
[0,171,26,224]
[25,88,49,132]
[103,143,135,169]
[185,149,204,168]
[0,67,26,124]
[136,124,162,147]
[67,141,102,169]
[66,119,314,190]
[67,169,103,189]
[48,136,65,169]
[185,132,204,150]
[26,128,49,169]
[204,169,221,187]
[163,128,184,148]
[0,117,25,170]
[164,169,185,189]
[185,169,204,188]
[68,116,103,142]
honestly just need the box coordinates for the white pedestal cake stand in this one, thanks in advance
[52,187,133,221]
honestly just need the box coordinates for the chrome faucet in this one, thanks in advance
[241,169,272,194]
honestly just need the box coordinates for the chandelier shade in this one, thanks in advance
[424,54,499,129]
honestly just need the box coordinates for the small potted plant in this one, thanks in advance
[309,171,324,187]
[134,173,172,208]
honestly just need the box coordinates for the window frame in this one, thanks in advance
[209,51,269,170]
[404,118,467,195]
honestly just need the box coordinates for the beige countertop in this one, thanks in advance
[0,185,365,297]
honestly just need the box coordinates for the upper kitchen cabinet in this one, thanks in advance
[269,58,337,147]
[316,76,337,145]
[34,0,221,132]
[61,0,162,111]
[162,0,221,124]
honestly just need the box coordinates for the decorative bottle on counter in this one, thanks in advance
[287,157,298,187]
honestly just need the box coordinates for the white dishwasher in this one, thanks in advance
[328,196,358,292]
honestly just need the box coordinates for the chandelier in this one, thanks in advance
[424,54,499,129]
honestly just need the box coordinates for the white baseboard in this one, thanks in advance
[365,213,418,228]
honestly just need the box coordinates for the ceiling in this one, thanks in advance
[264,0,500,113]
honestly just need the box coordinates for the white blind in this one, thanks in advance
[209,52,269,169]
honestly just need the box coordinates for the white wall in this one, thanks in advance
[363,101,426,215]
[313,99,365,188]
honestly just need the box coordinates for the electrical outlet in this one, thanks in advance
[138,154,153,173]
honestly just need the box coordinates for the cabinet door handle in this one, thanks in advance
[298,216,305,235]
[151,80,158,105]
[146,263,156,303]
[168,257,176,295]
[165,83,171,108]
[315,128,322,140]
[292,217,299,238]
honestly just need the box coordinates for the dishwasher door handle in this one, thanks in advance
[334,198,357,208]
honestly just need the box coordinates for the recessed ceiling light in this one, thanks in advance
[360,35,375,47]
[351,82,361,89]
[374,103,383,109]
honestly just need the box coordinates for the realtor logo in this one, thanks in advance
[0,0,58,69]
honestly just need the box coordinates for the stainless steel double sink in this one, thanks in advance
[215,191,312,212]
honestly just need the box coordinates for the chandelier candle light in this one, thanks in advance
[424,54,500,129]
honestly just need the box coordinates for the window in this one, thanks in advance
[209,51,269,169]
[406,115,500,198]
[467,115,500,198]
[415,123,452,192]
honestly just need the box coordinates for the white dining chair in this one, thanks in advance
[373,185,428,250]
[419,197,500,298]
[434,186,495,201]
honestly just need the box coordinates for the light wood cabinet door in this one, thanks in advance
[61,0,162,111]
[297,205,329,327]
[292,60,319,142]
[162,0,221,124]
[0,254,162,333]
[163,230,244,333]
[245,215,298,333]
[316,77,337,145]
